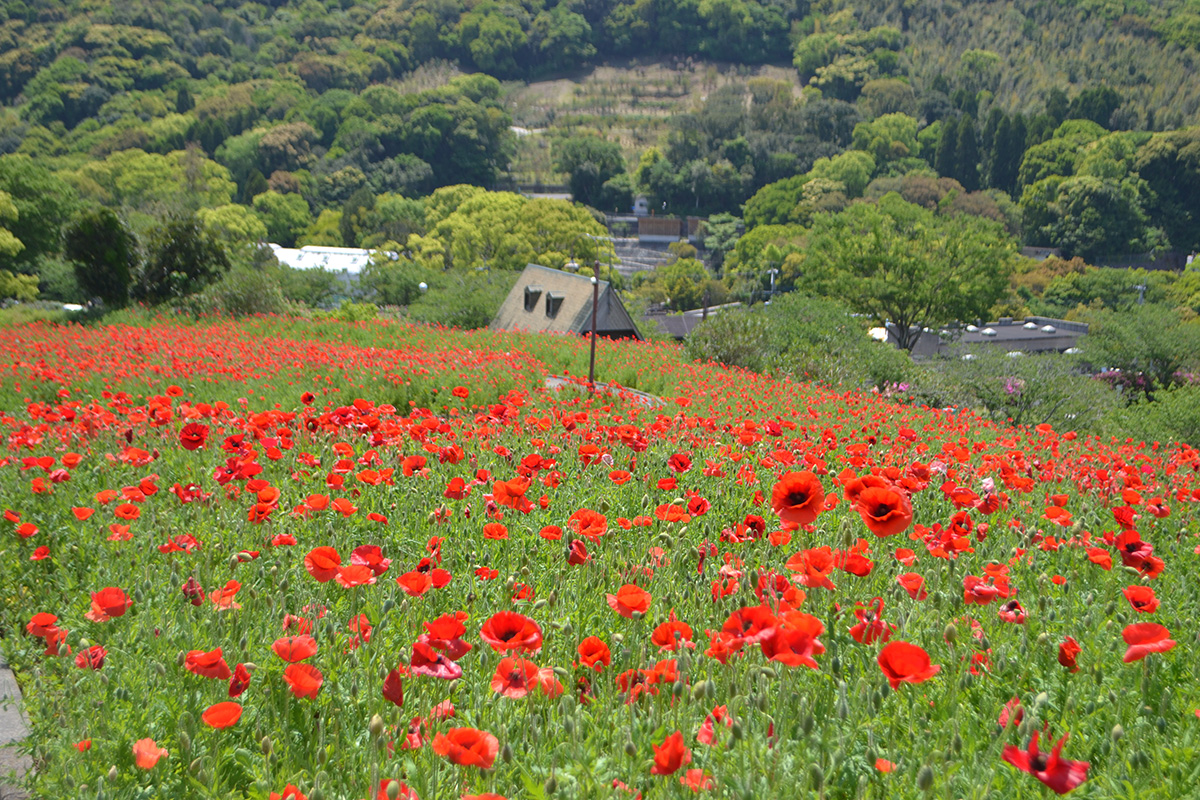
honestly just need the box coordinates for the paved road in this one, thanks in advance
[0,658,29,800]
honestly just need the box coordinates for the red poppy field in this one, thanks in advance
[1,315,1199,800]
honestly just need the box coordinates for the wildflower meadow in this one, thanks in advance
[1,314,1198,800]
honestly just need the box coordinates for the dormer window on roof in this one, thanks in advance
[545,292,564,318]
[524,285,543,312]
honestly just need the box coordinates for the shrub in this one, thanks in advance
[906,348,1120,431]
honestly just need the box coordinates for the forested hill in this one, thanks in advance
[2,0,1200,129]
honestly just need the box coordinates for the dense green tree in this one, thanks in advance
[0,155,78,271]
[955,115,980,192]
[1067,86,1122,128]
[63,207,139,308]
[252,191,313,247]
[134,212,231,304]
[798,193,1019,351]
[553,137,626,208]
[1083,304,1200,399]
[934,115,958,180]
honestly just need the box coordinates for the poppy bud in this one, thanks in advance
[317,748,328,765]
[943,623,957,644]
[952,733,962,754]
[107,766,118,782]
[369,714,384,738]
[731,721,743,741]
[501,742,513,763]
[810,764,824,790]
[189,758,203,774]
[381,599,394,613]
[386,781,402,800]
[179,732,191,754]
[917,765,934,792]
[310,789,325,800]
[563,717,575,736]
[1112,724,1124,742]
[544,774,558,795]
[261,736,272,754]
[176,650,187,667]
[801,713,814,735]
[624,738,637,757]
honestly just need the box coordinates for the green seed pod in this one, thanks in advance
[564,717,575,736]
[501,742,513,763]
[730,722,743,741]
[381,599,395,614]
[261,736,272,755]
[756,693,768,712]
[809,764,824,791]
[943,623,958,645]
[544,774,557,795]
[624,739,637,757]
[917,765,935,792]
[386,781,402,800]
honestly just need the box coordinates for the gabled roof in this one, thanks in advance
[492,264,642,340]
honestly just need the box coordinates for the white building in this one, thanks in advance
[268,244,381,275]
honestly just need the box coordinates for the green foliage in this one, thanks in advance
[908,348,1120,430]
[272,264,341,309]
[1035,266,1173,316]
[185,265,288,317]
[134,212,232,305]
[63,207,139,308]
[0,155,78,270]
[198,203,268,246]
[553,136,627,208]
[798,193,1019,350]
[1104,383,1200,446]
[252,191,313,247]
[1021,175,1162,259]
[0,269,38,301]
[1081,303,1200,397]
[358,253,435,307]
[686,294,912,388]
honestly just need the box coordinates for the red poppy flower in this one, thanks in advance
[382,668,405,706]
[410,640,464,680]
[607,584,652,618]
[895,571,928,601]
[1122,623,1176,663]
[771,471,825,526]
[576,636,611,671]
[283,663,324,698]
[1002,731,1090,795]
[180,423,209,450]
[432,727,499,769]
[854,486,913,537]
[878,641,941,690]
[490,657,541,698]
[479,611,543,654]
[270,785,308,800]
[304,547,341,583]
[186,648,232,680]
[273,635,318,663]
[650,730,692,775]
[74,644,107,670]
[397,571,433,597]
[350,545,391,575]
[132,738,168,769]
[229,662,251,698]
[335,564,377,588]
[849,598,895,644]
[761,613,826,669]
[998,600,1027,625]
[1122,585,1159,614]
[680,769,713,791]
[201,701,243,730]
[86,586,132,622]
[651,611,694,651]
[567,508,608,541]
[1058,637,1081,673]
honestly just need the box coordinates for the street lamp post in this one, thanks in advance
[579,232,612,392]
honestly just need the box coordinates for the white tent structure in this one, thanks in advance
[268,244,382,275]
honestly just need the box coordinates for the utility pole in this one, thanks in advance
[581,232,612,392]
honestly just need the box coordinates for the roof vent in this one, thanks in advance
[1023,321,1038,330]
[965,324,979,332]
[524,285,543,312]
[1041,324,1057,333]
[981,327,997,337]
[545,292,564,318]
